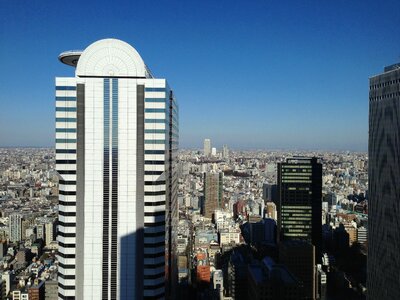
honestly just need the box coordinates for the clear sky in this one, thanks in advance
[1,0,399,151]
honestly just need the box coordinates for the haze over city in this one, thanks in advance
[1,0,400,150]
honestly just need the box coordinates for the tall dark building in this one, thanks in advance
[202,171,223,219]
[368,63,400,300]
[277,157,322,252]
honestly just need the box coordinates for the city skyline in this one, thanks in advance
[1,1,400,150]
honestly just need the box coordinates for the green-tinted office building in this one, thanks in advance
[277,157,322,252]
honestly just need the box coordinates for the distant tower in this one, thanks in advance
[56,39,179,300]
[8,214,22,243]
[277,157,322,253]
[211,147,217,156]
[204,139,211,156]
[222,145,229,159]
[368,62,400,300]
[202,171,223,219]
[44,221,56,246]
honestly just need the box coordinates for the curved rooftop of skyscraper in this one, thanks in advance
[58,38,152,78]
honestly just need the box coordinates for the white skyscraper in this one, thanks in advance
[8,214,22,243]
[211,147,217,156]
[56,39,178,300]
[204,139,211,156]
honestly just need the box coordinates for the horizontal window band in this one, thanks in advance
[144,160,165,165]
[59,190,76,196]
[58,283,75,291]
[144,119,165,123]
[145,88,165,92]
[58,272,76,280]
[59,180,76,185]
[56,118,77,122]
[56,86,76,91]
[144,262,165,268]
[144,180,166,185]
[145,98,165,103]
[144,241,165,247]
[56,149,76,154]
[56,107,77,112]
[56,97,76,101]
[144,231,165,237]
[58,232,76,237]
[144,171,163,175]
[144,211,165,216]
[144,201,165,206]
[58,293,76,300]
[59,201,76,206]
[58,262,75,269]
[144,221,165,227]
[57,253,76,259]
[58,170,76,175]
[144,252,164,258]
[144,292,165,299]
[144,272,165,280]
[144,191,166,196]
[143,282,165,290]
[144,140,165,145]
[145,108,166,113]
[56,139,77,143]
[144,129,166,134]
[145,150,165,155]
[59,242,76,248]
[58,211,76,216]
[56,160,76,164]
[58,221,76,227]
[56,128,77,133]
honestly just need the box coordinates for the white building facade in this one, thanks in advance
[56,39,178,300]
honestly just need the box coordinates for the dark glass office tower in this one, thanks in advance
[277,157,322,252]
[368,63,400,300]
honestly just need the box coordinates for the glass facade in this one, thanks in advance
[278,158,322,252]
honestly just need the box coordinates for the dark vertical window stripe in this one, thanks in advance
[111,78,118,300]
[102,78,110,299]
[136,84,145,299]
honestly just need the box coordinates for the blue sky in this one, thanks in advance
[1,0,399,151]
